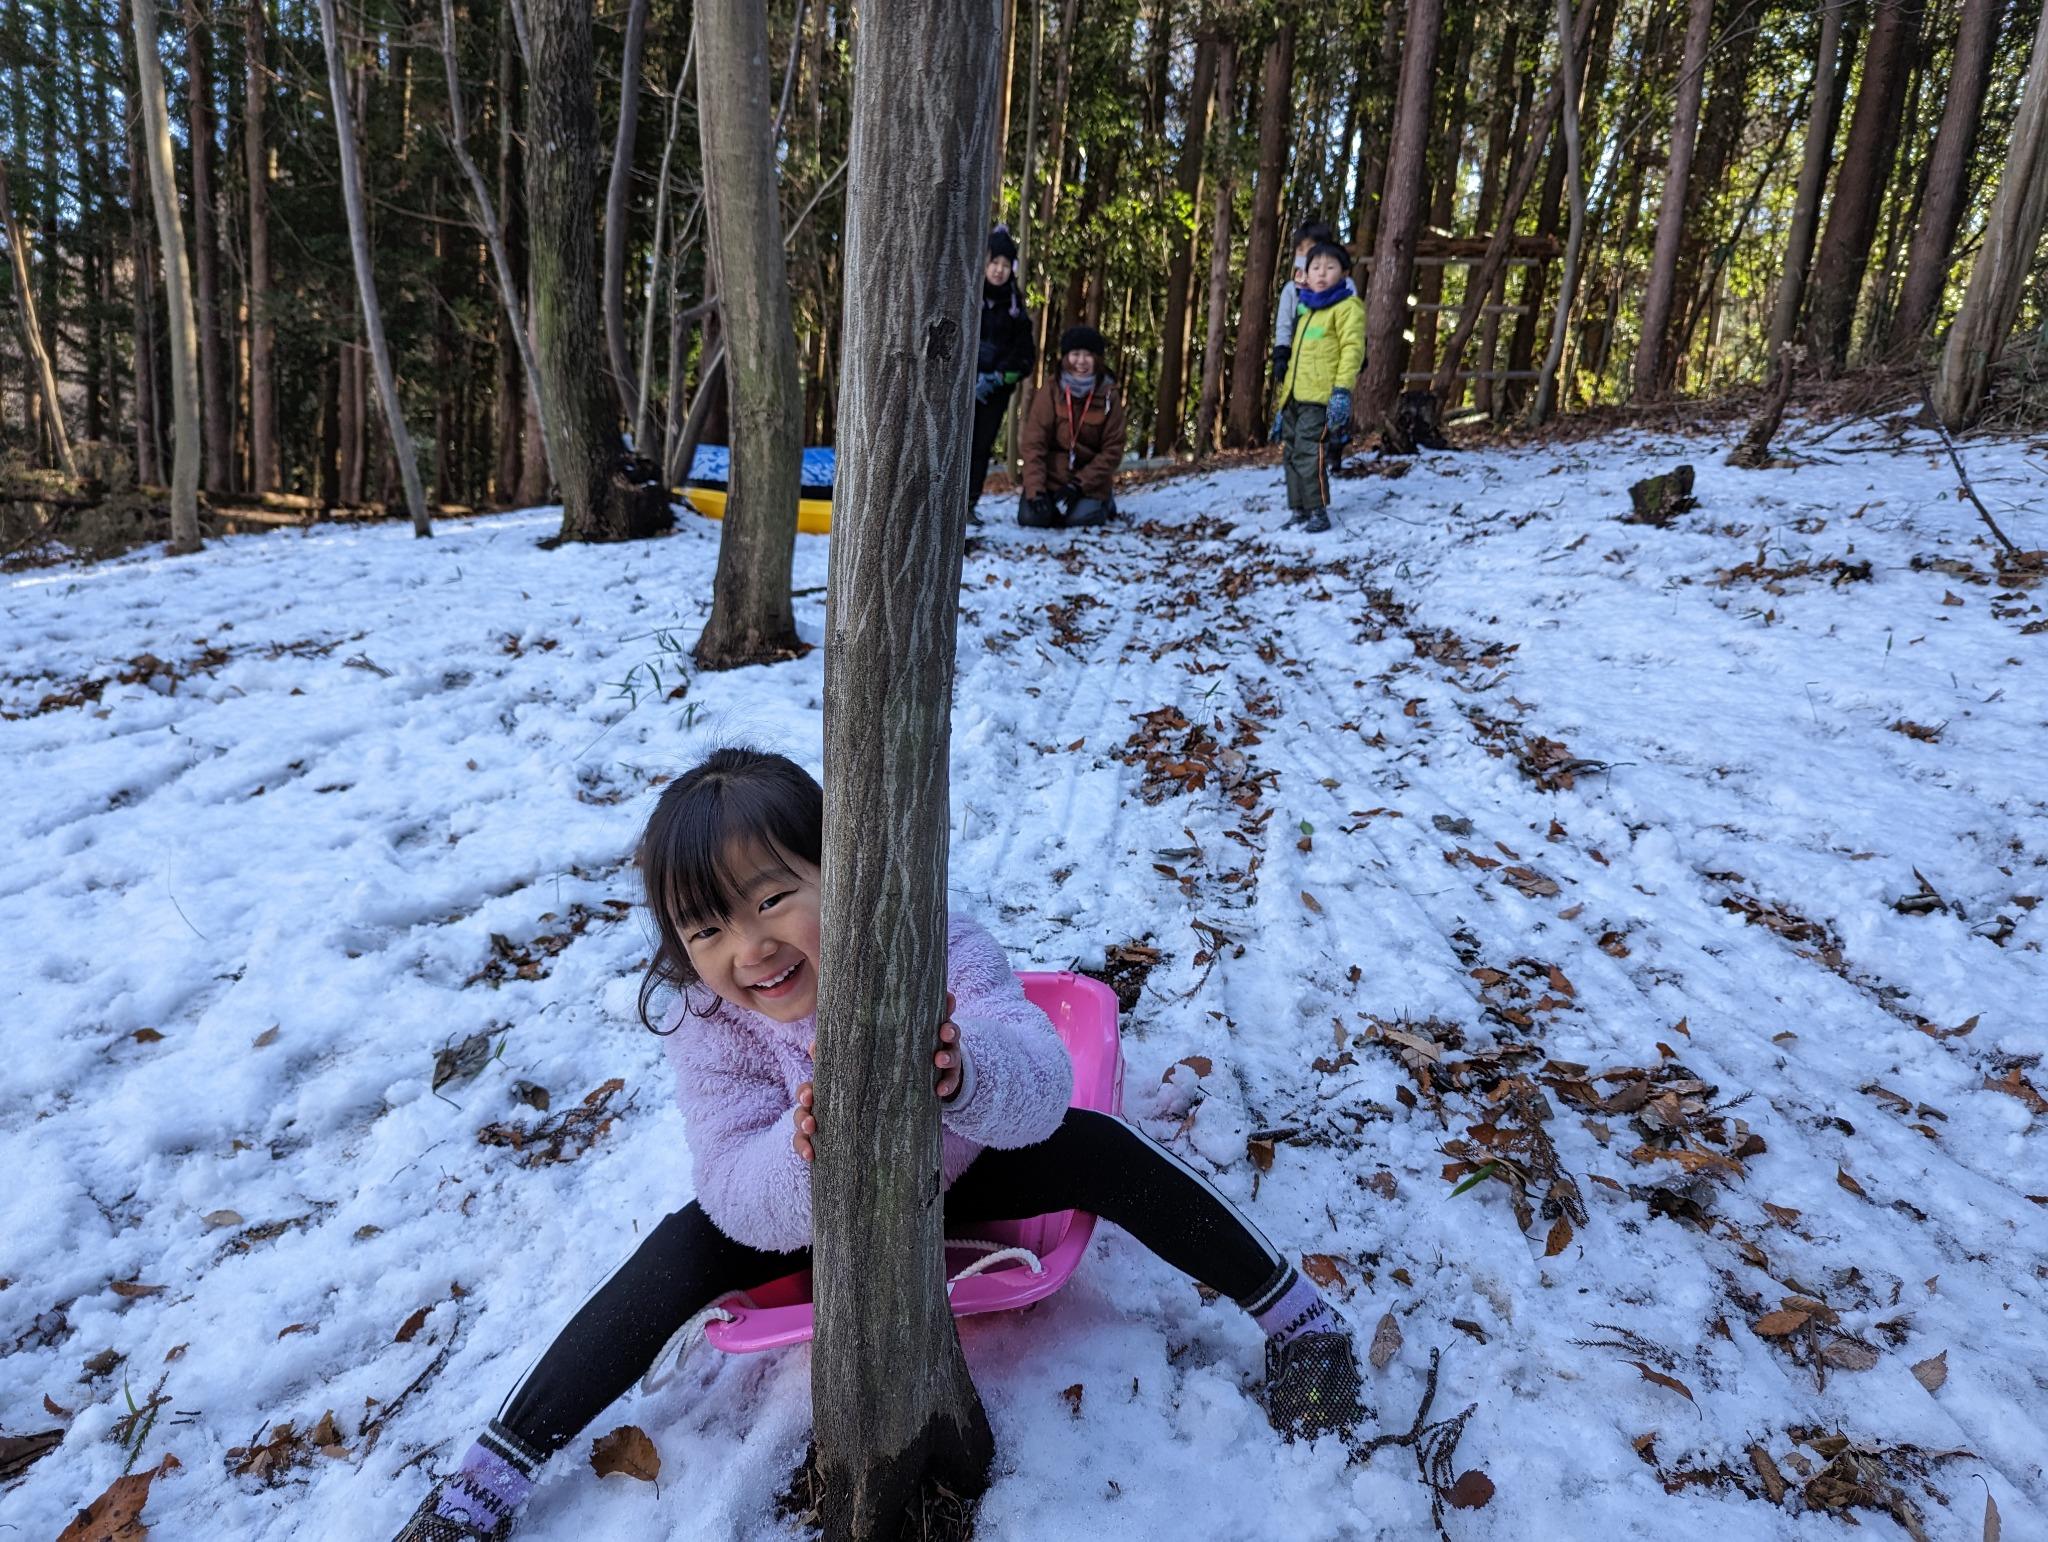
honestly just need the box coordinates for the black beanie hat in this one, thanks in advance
[1304,240,1352,273]
[988,225,1019,262]
[1058,323,1107,357]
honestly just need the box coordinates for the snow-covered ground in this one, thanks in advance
[5,420,2044,1541]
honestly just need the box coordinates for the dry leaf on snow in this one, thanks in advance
[1446,1470,1495,1510]
[1626,1360,1695,1404]
[1060,1383,1084,1417]
[1752,1310,1811,1336]
[1543,1217,1574,1257]
[1911,1350,1948,1393]
[1369,1312,1402,1371]
[57,1461,167,1542]
[1300,891,1323,914]
[1985,1490,2000,1541]
[1837,1166,1868,1198]
[1301,1253,1347,1290]
[590,1424,661,1483]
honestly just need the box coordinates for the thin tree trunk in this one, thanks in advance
[439,0,551,467]
[184,0,231,492]
[1807,0,1924,370]
[1630,0,1713,401]
[0,156,75,476]
[603,0,649,418]
[1429,0,1595,402]
[1410,26,1471,382]
[122,2,163,485]
[991,0,1018,213]
[1529,0,1585,428]
[1354,0,1402,255]
[637,47,691,455]
[130,0,201,551]
[243,0,276,492]
[1194,37,1237,454]
[693,0,802,665]
[1931,0,2048,427]
[1154,28,1216,457]
[1890,0,2000,350]
[813,0,1002,1531]
[1224,22,1295,447]
[1360,0,1446,433]
[316,0,429,534]
[493,0,524,501]
[1767,2,1847,376]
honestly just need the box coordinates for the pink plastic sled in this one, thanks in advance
[703,971,1124,1355]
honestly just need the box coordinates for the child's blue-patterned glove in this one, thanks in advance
[974,371,1003,403]
[1325,388,1352,433]
[1270,408,1285,443]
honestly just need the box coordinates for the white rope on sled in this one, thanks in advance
[640,1295,749,1395]
[945,1238,1045,1289]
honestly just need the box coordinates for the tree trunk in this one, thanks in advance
[638,50,691,455]
[529,0,633,538]
[243,0,276,492]
[122,2,163,485]
[1353,0,1403,256]
[1629,0,1712,401]
[130,0,201,552]
[183,0,231,493]
[1193,37,1237,454]
[603,0,650,419]
[1224,23,1294,448]
[1154,29,1216,457]
[1359,0,1445,434]
[1889,0,2000,350]
[991,0,1018,213]
[1409,26,1471,383]
[1765,1,1846,376]
[440,0,551,469]
[0,156,76,476]
[1807,0,1923,370]
[1931,0,2048,427]
[1428,0,1595,402]
[1471,18,1525,418]
[1529,0,1585,427]
[812,0,1002,1528]
[494,0,525,501]
[316,0,430,535]
[693,0,803,666]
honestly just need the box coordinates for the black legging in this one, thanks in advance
[495,1109,1283,1458]
[968,387,1015,513]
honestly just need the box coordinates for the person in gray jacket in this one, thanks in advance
[1269,218,1338,387]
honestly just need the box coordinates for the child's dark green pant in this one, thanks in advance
[1280,399,1331,513]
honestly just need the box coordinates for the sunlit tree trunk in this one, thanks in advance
[243,0,277,493]
[184,0,231,492]
[0,155,75,476]
[603,0,649,419]
[1765,1,1845,375]
[1630,0,1711,400]
[1224,23,1293,448]
[1360,0,1444,433]
[1193,38,1237,454]
[1889,0,1999,351]
[130,0,202,552]
[1154,29,1215,456]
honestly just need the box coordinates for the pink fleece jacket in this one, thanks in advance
[658,914,1075,1253]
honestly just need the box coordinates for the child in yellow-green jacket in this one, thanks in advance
[1270,241,1365,534]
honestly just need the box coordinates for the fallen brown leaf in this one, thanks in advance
[1300,891,1323,914]
[1368,1311,1401,1371]
[1544,1216,1573,1257]
[1749,1444,1788,1504]
[1446,1470,1495,1510]
[1837,1166,1868,1198]
[1910,1350,1947,1393]
[57,1464,160,1541]
[394,1305,431,1344]
[1752,1309,1811,1336]
[1626,1360,1694,1403]
[1301,1253,1347,1290]
[109,1280,165,1299]
[590,1424,660,1483]
[1060,1383,1084,1417]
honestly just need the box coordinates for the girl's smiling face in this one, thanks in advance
[679,841,823,1022]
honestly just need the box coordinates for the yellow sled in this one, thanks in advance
[681,483,833,536]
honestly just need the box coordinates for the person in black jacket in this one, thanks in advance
[968,226,1036,523]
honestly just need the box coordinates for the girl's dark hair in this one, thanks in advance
[1293,218,1335,247]
[635,747,823,1032]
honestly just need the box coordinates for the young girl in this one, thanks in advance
[397,748,1368,1541]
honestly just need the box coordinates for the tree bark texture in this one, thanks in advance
[1889,0,2000,350]
[604,0,650,419]
[528,0,630,538]
[1932,0,2048,427]
[317,0,430,535]
[1629,0,1712,401]
[0,155,76,475]
[1766,0,1846,373]
[1224,23,1294,448]
[243,0,277,493]
[1807,0,1923,369]
[184,0,231,492]
[1153,30,1216,456]
[1360,0,1445,434]
[122,1,163,486]
[1193,38,1237,455]
[693,0,803,665]
[131,0,202,552]
[812,0,1004,1535]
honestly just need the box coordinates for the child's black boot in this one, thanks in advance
[1263,1327,1372,1441]
[1300,509,1332,534]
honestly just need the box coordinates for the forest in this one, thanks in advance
[4,0,2047,550]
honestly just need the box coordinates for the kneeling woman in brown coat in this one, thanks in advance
[1018,325,1126,529]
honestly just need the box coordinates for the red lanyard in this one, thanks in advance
[1063,385,1089,468]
